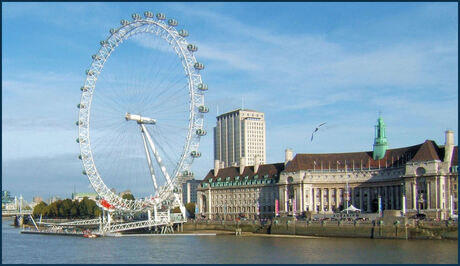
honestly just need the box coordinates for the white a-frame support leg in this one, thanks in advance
[140,124,172,185]
[140,126,159,192]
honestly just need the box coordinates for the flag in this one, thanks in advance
[275,199,279,216]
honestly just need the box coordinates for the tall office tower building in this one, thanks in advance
[214,109,266,168]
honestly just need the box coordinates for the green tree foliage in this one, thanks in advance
[121,193,135,201]
[32,197,102,219]
[185,202,195,218]
[32,201,48,217]
[172,206,181,213]
[92,205,101,217]
[70,206,78,217]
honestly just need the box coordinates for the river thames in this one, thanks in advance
[2,219,457,264]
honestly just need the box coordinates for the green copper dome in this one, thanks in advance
[373,115,388,160]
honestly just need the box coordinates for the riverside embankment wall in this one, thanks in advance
[184,219,458,240]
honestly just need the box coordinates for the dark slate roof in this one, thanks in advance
[451,146,458,166]
[411,140,441,162]
[284,140,455,172]
[202,163,284,183]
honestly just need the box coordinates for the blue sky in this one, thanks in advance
[2,2,458,201]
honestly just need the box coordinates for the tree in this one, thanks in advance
[185,202,196,218]
[121,193,135,201]
[33,197,102,219]
[32,202,48,217]
[46,203,59,218]
[78,197,92,218]
[59,199,73,218]
[93,206,101,217]
[70,206,78,217]
[172,206,181,213]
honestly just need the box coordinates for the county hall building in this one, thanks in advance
[197,116,458,220]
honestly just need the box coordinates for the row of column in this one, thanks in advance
[296,185,403,213]
[407,176,446,211]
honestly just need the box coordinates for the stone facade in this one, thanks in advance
[279,130,457,220]
[197,161,283,220]
[198,129,457,221]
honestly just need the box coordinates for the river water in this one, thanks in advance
[2,219,457,264]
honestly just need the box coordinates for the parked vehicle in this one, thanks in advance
[410,213,426,220]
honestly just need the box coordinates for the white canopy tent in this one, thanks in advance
[342,205,361,213]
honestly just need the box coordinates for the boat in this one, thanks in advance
[83,229,98,238]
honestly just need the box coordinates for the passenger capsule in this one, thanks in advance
[168,19,178,27]
[132,13,141,21]
[76,138,80,143]
[182,170,191,176]
[120,19,129,26]
[198,105,209,113]
[144,11,154,18]
[82,170,87,175]
[156,13,166,20]
[109,28,116,34]
[191,151,202,158]
[75,121,81,126]
[197,83,208,91]
[194,62,204,70]
[196,129,207,136]
[100,40,108,46]
[77,103,84,109]
[92,54,102,60]
[187,44,198,52]
[178,29,188,37]
[86,70,95,76]
[78,155,82,160]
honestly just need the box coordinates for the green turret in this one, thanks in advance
[373,115,388,160]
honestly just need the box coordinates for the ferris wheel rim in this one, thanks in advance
[77,13,205,212]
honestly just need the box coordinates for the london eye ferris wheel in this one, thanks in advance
[76,12,208,212]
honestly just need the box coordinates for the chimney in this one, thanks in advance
[444,130,455,166]
[214,160,220,176]
[285,148,293,166]
[254,155,260,173]
[240,157,246,175]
